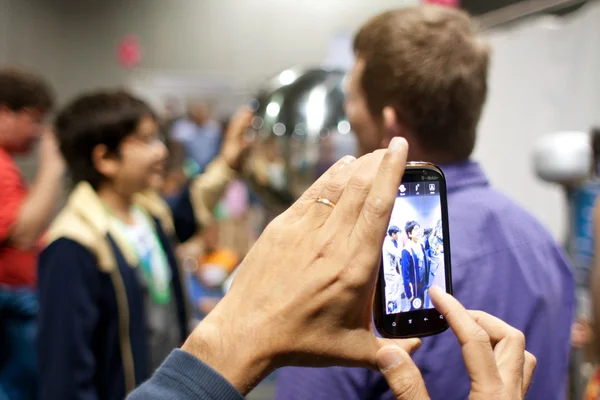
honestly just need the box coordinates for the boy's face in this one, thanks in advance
[0,107,45,153]
[115,115,168,194]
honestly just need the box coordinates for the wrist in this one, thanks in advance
[221,151,241,172]
[39,161,65,178]
[181,312,276,395]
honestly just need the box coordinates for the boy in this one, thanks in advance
[0,68,63,399]
[37,90,251,399]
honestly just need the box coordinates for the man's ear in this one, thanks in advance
[380,106,404,148]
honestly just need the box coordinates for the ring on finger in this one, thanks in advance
[315,197,336,209]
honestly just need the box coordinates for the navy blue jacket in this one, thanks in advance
[38,158,235,400]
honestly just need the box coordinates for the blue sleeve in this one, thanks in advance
[275,367,380,400]
[166,185,198,243]
[128,350,244,400]
[37,238,102,400]
[401,249,412,298]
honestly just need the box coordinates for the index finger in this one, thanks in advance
[348,138,408,271]
[429,287,504,391]
[467,310,524,346]
[226,107,253,138]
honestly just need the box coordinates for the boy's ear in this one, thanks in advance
[91,144,120,179]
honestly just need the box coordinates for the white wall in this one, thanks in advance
[474,1,600,240]
[2,0,417,103]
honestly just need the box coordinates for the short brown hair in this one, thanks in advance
[0,68,54,112]
[353,5,489,161]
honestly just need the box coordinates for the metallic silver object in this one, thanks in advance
[242,67,357,213]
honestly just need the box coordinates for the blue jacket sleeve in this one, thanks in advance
[167,158,235,243]
[275,366,382,400]
[128,350,244,400]
[166,185,198,243]
[38,238,103,400]
[401,249,413,298]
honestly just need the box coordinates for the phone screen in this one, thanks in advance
[375,164,452,338]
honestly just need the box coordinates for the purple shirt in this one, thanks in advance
[275,161,575,400]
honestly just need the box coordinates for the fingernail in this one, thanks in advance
[387,137,405,153]
[341,155,356,164]
[377,346,404,372]
[429,286,442,296]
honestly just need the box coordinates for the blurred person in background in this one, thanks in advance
[184,221,239,322]
[0,68,64,400]
[586,199,600,399]
[276,5,574,400]
[37,90,251,400]
[171,99,222,174]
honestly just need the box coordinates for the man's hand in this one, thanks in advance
[9,129,65,249]
[377,286,536,400]
[182,137,422,394]
[220,108,253,171]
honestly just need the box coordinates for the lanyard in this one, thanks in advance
[106,204,172,305]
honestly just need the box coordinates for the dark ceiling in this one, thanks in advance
[460,0,589,16]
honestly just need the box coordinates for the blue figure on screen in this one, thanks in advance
[401,221,431,311]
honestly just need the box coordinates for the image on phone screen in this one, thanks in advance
[383,180,446,314]
[375,164,452,338]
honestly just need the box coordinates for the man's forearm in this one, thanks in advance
[10,167,63,249]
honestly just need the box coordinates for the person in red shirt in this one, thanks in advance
[0,68,64,399]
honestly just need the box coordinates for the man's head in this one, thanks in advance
[0,68,54,153]
[388,225,400,241]
[405,221,422,242]
[187,100,211,126]
[345,5,490,162]
[55,90,168,195]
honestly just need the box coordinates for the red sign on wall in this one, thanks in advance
[117,35,142,69]
[423,0,460,6]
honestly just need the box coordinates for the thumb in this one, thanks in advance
[377,345,430,400]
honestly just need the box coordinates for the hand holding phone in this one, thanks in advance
[374,162,453,338]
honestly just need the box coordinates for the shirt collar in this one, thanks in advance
[438,160,489,193]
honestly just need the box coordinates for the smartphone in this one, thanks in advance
[374,162,453,338]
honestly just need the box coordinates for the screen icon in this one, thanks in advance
[410,182,423,196]
[408,319,412,324]
[439,315,444,319]
[423,317,428,322]
[428,183,437,195]
[392,322,396,327]
[399,184,407,196]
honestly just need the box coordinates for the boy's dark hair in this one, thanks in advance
[404,221,420,238]
[387,225,400,236]
[55,90,155,188]
[0,68,54,112]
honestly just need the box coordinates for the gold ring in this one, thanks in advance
[315,197,336,209]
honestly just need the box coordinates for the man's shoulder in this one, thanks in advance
[452,186,553,238]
